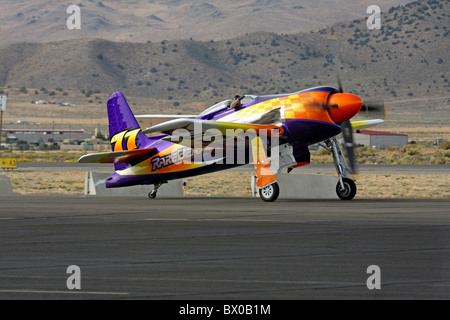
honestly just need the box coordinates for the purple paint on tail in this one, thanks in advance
[107,92,140,138]
[107,92,153,170]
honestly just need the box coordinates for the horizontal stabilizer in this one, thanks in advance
[78,148,157,164]
[136,114,197,119]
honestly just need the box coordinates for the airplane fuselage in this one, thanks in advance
[105,86,360,188]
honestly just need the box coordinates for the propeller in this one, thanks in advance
[340,100,387,174]
[336,74,344,94]
[360,100,388,120]
[317,38,388,174]
[334,75,356,173]
[340,119,356,174]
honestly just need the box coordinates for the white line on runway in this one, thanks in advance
[144,218,332,223]
[0,289,128,295]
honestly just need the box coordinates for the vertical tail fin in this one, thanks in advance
[108,92,140,140]
[107,92,150,170]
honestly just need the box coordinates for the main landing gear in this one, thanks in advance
[148,181,167,199]
[259,182,280,202]
[322,137,357,200]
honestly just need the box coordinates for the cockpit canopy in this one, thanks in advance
[197,96,258,118]
[198,100,231,117]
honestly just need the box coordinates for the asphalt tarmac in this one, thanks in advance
[16,162,450,174]
[0,195,449,300]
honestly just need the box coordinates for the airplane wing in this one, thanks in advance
[78,148,157,164]
[142,119,284,137]
[350,119,384,131]
[142,119,283,150]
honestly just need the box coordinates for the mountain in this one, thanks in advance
[0,0,414,45]
[1,0,448,107]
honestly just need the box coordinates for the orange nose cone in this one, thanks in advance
[327,93,363,124]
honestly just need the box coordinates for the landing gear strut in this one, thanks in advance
[148,181,167,199]
[321,138,357,200]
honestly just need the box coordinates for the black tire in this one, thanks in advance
[148,191,157,199]
[259,183,280,202]
[336,178,357,200]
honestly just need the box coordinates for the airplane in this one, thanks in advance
[78,86,385,202]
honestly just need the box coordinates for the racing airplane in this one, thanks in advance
[78,86,384,202]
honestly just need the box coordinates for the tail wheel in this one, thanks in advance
[336,178,357,200]
[259,183,280,202]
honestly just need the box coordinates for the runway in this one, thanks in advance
[16,162,450,174]
[0,195,449,300]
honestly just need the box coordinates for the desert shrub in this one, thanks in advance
[400,145,419,155]
[439,140,450,150]
[386,145,399,151]
[318,148,330,156]
[431,157,446,164]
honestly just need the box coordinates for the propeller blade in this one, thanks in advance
[327,38,344,93]
[360,101,388,119]
[337,74,344,93]
[341,119,356,174]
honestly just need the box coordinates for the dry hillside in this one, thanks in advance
[0,0,448,140]
[0,0,414,44]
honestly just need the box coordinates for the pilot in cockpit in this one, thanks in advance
[230,95,244,109]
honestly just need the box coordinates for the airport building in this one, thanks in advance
[354,129,408,149]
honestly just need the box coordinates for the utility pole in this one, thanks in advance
[0,95,6,154]
[0,109,3,153]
